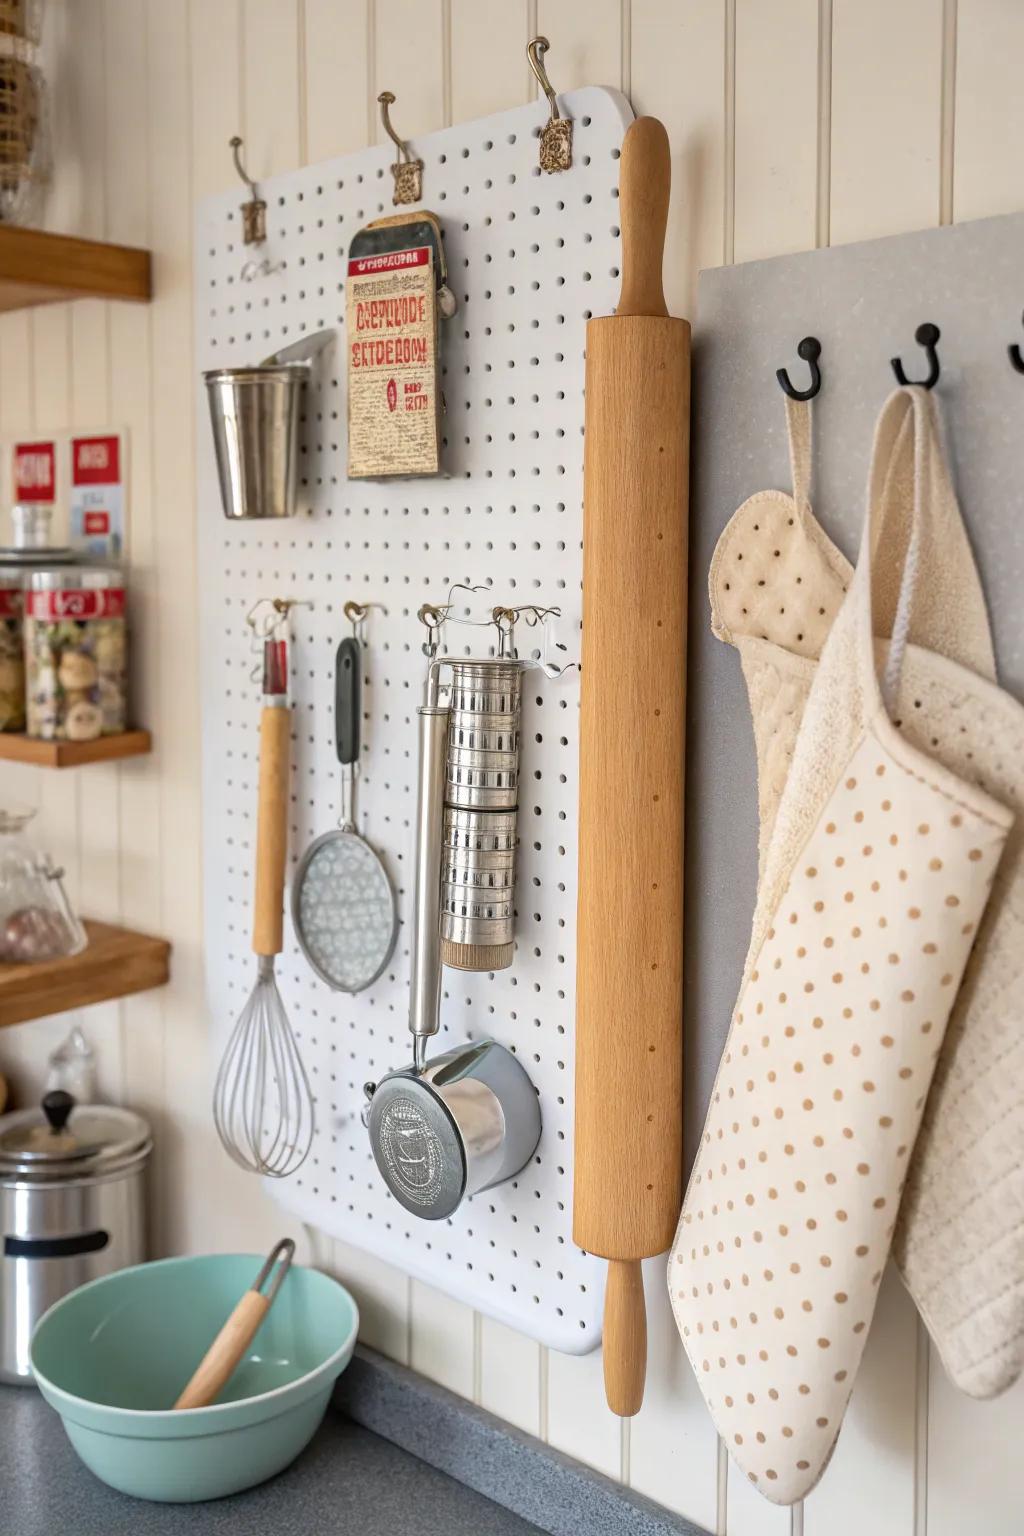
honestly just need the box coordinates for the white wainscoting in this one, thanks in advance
[0,3,1020,1531]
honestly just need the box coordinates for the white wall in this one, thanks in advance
[0,3,1021,1533]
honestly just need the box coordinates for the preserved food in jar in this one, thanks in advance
[25,565,126,741]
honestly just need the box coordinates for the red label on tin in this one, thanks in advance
[347,246,430,277]
[83,510,111,535]
[0,589,21,620]
[13,442,56,503]
[72,434,121,486]
[27,587,125,621]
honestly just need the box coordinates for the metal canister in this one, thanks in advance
[204,363,308,520]
[0,1091,150,1384]
[25,562,127,741]
[440,660,523,971]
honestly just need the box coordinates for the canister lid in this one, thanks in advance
[0,1091,151,1180]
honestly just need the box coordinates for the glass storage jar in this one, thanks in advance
[0,505,79,734]
[0,807,86,963]
[24,561,126,741]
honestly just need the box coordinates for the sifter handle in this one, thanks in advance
[335,635,362,767]
[408,703,450,1058]
[616,117,670,320]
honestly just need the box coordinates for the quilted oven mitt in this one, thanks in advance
[668,387,1013,1504]
[706,395,1024,1403]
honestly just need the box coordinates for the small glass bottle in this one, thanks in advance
[0,805,86,962]
[46,1023,97,1102]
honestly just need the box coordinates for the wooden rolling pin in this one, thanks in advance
[174,1239,295,1410]
[573,116,689,1418]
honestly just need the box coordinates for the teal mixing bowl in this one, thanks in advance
[29,1252,359,1503]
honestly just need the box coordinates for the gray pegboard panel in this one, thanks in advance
[685,210,1024,1169]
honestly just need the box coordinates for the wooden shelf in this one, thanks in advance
[0,920,170,1028]
[0,730,152,767]
[0,226,151,312]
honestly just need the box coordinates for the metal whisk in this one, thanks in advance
[213,613,315,1178]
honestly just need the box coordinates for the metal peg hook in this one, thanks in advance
[378,91,424,205]
[246,596,298,639]
[229,135,267,245]
[527,37,561,120]
[527,36,573,173]
[891,322,941,390]
[378,92,407,157]
[776,337,822,401]
[230,136,257,196]
[344,599,388,636]
[1008,312,1024,374]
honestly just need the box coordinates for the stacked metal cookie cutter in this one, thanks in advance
[441,653,522,972]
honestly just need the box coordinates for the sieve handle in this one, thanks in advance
[336,636,362,767]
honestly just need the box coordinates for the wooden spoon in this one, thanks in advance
[173,1238,295,1410]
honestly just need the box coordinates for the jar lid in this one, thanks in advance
[0,1091,151,1180]
[27,562,121,589]
[0,546,79,568]
[0,505,79,567]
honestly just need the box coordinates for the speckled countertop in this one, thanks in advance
[0,1384,545,1536]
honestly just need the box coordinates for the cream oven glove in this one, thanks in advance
[669,387,1014,1504]
[706,394,1024,1403]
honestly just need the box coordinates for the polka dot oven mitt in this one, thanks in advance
[669,388,1013,1503]
[707,395,1024,1401]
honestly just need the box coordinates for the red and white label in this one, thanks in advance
[70,430,125,557]
[0,589,22,620]
[13,441,56,503]
[27,587,126,621]
[72,434,121,486]
[347,246,430,277]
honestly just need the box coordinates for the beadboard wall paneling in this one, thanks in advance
[0,4,1021,1534]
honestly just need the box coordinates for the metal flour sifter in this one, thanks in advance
[363,605,569,1220]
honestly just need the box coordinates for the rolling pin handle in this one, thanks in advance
[616,117,670,320]
[603,1258,648,1417]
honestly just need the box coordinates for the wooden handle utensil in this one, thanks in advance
[573,116,690,1418]
[173,1238,295,1410]
[252,704,291,958]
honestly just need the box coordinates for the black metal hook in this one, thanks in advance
[891,322,941,389]
[1008,312,1024,373]
[776,337,822,401]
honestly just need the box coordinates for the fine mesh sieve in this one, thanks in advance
[292,635,397,993]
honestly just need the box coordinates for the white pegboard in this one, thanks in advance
[195,87,632,1352]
